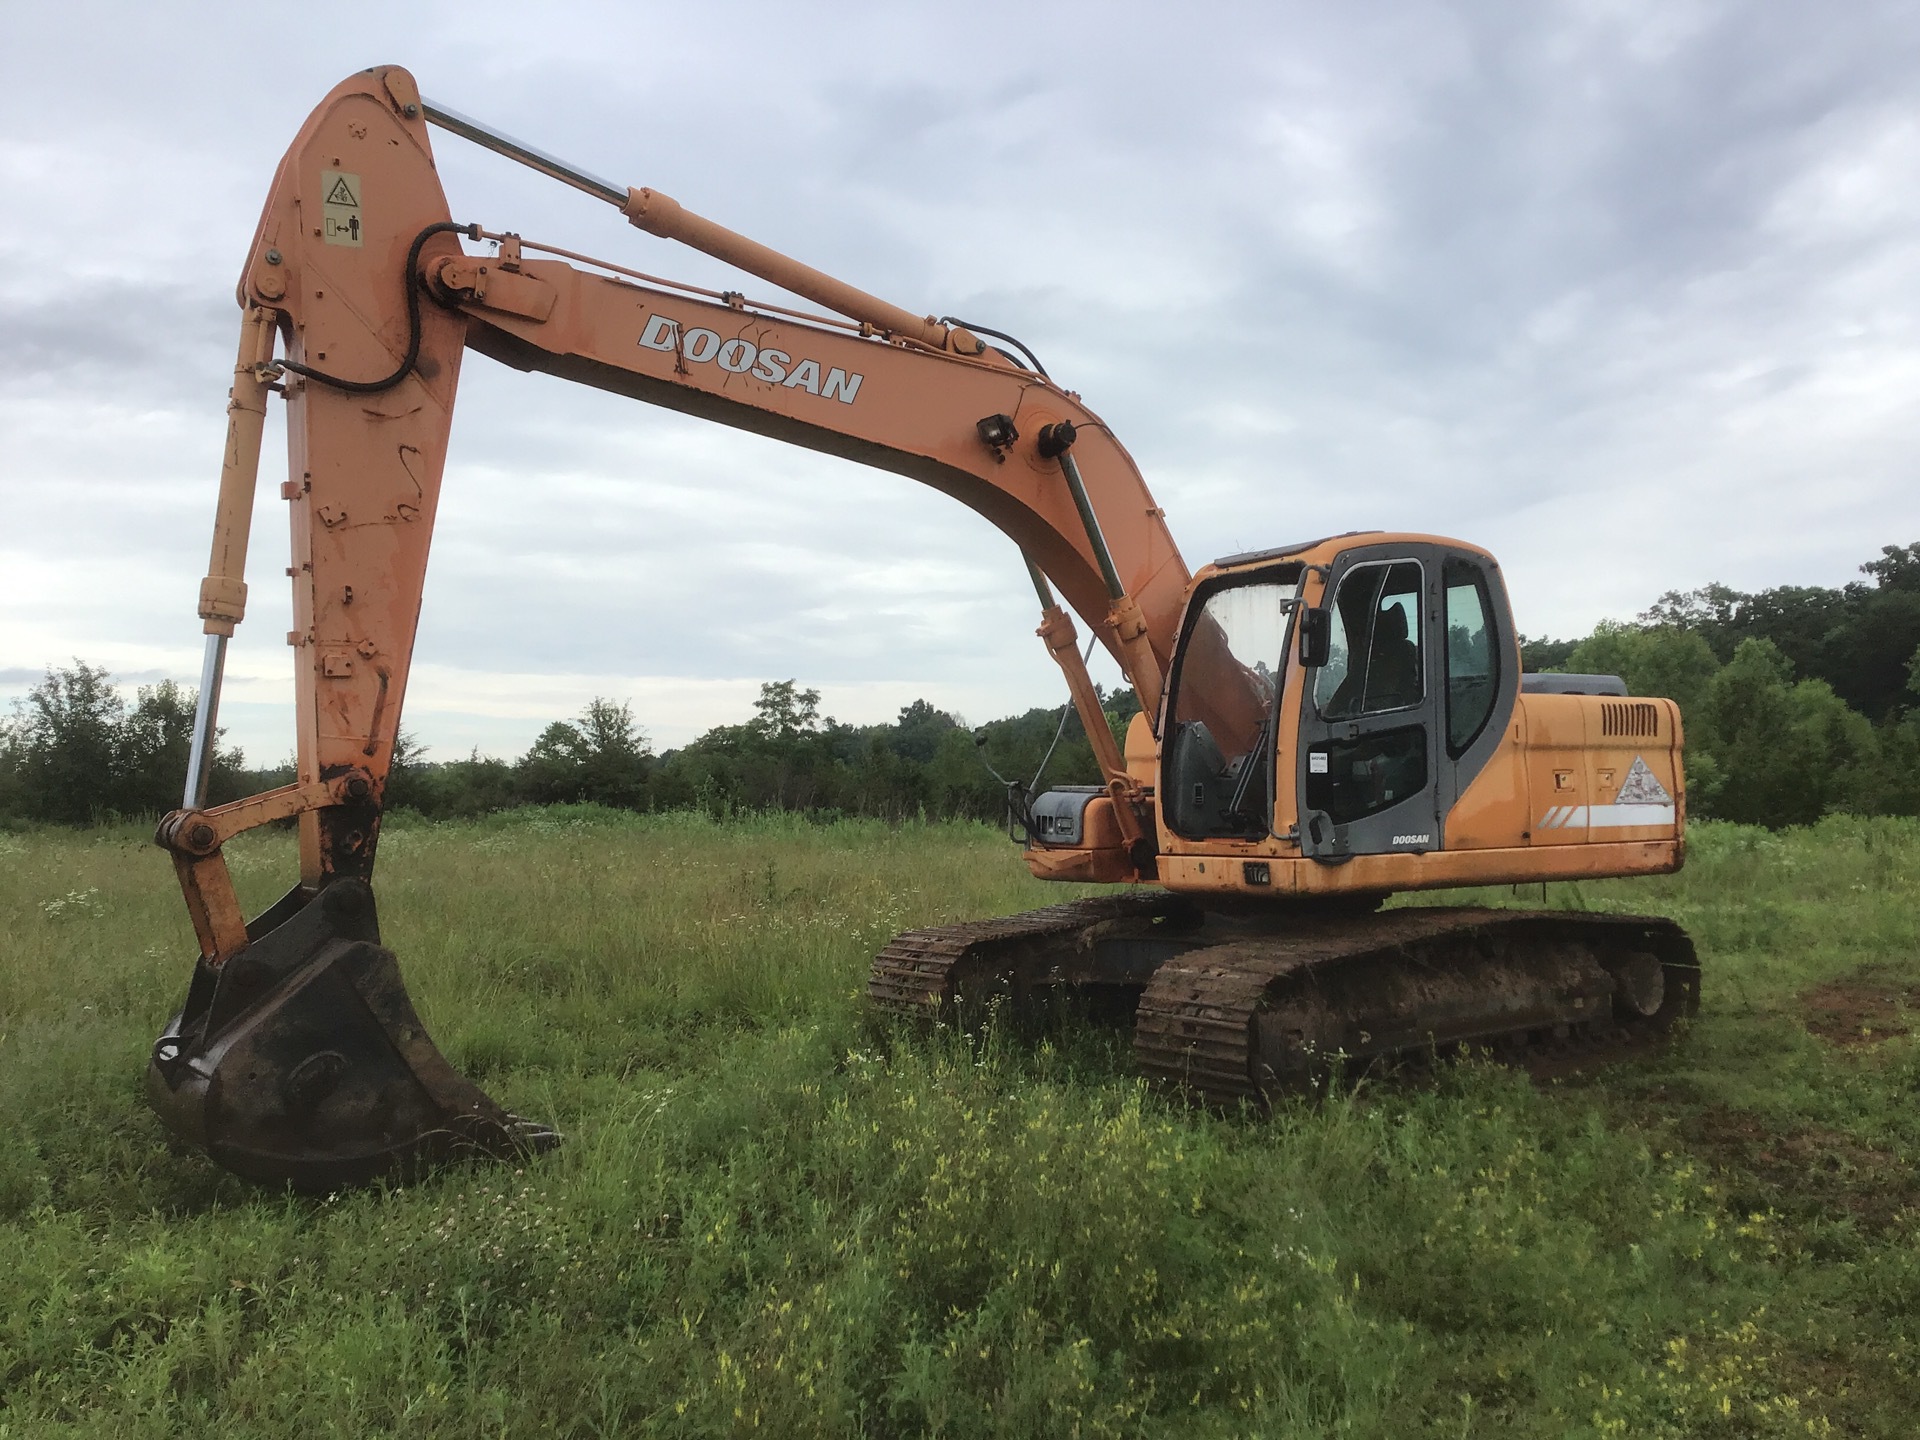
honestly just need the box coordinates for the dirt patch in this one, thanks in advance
[1680,1103,1915,1233]
[1799,966,1920,1046]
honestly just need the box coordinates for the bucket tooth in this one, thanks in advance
[147,878,557,1192]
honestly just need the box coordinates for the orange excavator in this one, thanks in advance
[150,67,1697,1191]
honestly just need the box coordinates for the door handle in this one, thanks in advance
[1301,808,1352,864]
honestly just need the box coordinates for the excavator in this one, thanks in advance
[148,67,1697,1192]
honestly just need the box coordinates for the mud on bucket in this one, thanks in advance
[147,877,558,1192]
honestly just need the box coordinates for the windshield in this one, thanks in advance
[1164,576,1300,837]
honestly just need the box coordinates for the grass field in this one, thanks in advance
[2,809,1917,1437]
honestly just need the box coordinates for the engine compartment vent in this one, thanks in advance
[1601,701,1660,738]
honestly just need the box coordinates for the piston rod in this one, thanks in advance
[183,634,227,809]
[421,98,627,206]
[1062,450,1127,601]
[1039,422,1126,602]
[1025,556,1058,611]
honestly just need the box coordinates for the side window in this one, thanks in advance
[1313,561,1424,719]
[1443,558,1498,754]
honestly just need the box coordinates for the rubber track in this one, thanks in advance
[1134,907,1695,1104]
[868,890,1186,1018]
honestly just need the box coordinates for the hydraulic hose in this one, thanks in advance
[277,221,480,394]
[938,315,1049,378]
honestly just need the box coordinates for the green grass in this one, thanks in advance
[2,809,1916,1437]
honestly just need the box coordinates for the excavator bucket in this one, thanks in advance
[146,878,556,1192]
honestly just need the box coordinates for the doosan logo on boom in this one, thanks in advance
[637,314,864,404]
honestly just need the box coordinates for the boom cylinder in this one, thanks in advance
[1024,553,1140,849]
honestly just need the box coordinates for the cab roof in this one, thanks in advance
[1201,531,1500,581]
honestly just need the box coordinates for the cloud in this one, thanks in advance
[0,283,231,390]
[5,0,1919,765]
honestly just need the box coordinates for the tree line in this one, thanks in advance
[1520,542,1920,826]
[378,679,1131,825]
[0,668,1128,830]
[0,666,247,825]
[6,541,1918,831]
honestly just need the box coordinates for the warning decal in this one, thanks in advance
[1536,753,1678,835]
[321,169,362,247]
[1615,756,1672,805]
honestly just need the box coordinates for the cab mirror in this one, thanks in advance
[1299,607,1331,668]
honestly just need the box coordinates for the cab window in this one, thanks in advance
[1313,561,1424,719]
[1443,558,1498,754]
[1163,576,1298,838]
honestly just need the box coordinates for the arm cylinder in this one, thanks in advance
[622,187,970,352]
[418,95,978,355]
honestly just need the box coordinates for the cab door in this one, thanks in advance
[1295,545,1445,860]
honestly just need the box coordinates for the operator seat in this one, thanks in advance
[1327,602,1421,716]
[1364,604,1420,710]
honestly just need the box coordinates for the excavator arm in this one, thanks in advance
[149,66,1191,1189]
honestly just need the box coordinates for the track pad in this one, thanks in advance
[147,878,557,1192]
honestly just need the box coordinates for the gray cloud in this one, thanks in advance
[5,0,1919,763]
[0,282,230,383]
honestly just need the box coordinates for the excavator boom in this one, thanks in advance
[151,67,1190,1188]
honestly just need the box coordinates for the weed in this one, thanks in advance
[0,812,1915,1434]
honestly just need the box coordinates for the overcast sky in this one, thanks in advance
[4,0,1918,766]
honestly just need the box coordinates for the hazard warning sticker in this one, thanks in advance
[1615,756,1672,805]
[321,170,362,247]
[1536,754,1677,834]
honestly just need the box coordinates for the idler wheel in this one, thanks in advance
[1610,950,1667,1018]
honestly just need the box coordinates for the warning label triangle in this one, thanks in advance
[324,175,359,207]
[1616,756,1672,804]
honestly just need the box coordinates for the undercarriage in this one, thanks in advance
[870,892,1698,1102]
